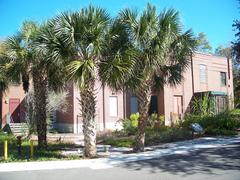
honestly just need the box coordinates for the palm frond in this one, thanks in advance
[67,60,96,89]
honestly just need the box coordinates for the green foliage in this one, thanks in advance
[215,45,232,59]
[191,93,214,116]
[24,90,69,134]
[0,139,81,163]
[0,131,16,144]
[120,113,139,135]
[196,32,212,53]
[100,136,135,148]
[145,126,192,146]
[181,109,240,136]
[233,19,240,62]
[148,113,165,128]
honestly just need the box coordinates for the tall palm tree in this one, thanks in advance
[41,6,110,157]
[0,43,9,128]
[4,21,65,149]
[100,4,196,152]
[3,21,49,148]
[0,43,9,91]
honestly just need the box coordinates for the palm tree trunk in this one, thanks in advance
[32,68,48,149]
[133,85,152,152]
[80,80,97,158]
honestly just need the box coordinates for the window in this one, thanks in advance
[220,72,227,86]
[109,96,118,116]
[130,96,138,114]
[199,64,207,83]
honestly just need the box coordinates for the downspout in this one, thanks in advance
[227,58,230,80]
[123,88,126,119]
[190,53,195,95]
[227,58,231,108]
[102,84,106,130]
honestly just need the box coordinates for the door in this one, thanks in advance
[173,96,183,121]
[149,96,158,115]
[9,98,21,123]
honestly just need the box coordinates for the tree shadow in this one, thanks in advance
[120,142,240,176]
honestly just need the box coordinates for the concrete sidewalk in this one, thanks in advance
[0,136,240,172]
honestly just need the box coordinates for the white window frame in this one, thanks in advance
[109,96,118,117]
[199,64,207,83]
[220,72,227,86]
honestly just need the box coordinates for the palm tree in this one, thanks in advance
[0,43,9,91]
[4,21,65,149]
[3,21,48,148]
[100,4,196,152]
[0,43,9,128]
[42,6,110,157]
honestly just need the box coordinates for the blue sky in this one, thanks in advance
[0,0,239,50]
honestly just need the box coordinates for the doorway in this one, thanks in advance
[9,98,21,123]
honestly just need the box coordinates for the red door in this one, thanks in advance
[9,98,21,123]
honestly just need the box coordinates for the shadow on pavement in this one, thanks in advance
[120,142,240,176]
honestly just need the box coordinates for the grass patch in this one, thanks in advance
[145,127,193,146]
[98,127,193,148]
[98,135,135,148]
[0,134,82,163]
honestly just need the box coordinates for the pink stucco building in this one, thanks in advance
[0,52,234,133]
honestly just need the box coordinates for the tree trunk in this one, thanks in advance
[80,80,97,158]
[32,68,48,149]
[133,85,152,152]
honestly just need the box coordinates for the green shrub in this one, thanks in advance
[120,113,139,135]
[191,92,214,116]
[100,136,135,148]
[0,131,16,144]
[148,113,165,128]
[145,126,192,146]
[181,109,240,136]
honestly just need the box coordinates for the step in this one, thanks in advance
[9,123,29,136]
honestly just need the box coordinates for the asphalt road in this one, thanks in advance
[0,142,240,180]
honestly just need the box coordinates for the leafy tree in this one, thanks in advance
[25,90,69,133]
[233,20,240,62]
[100,4,196,151]
[215,45,232,59]
[196,32,212,53]
[233,17,240,108]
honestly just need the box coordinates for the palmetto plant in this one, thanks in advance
[100,4,196,151]
[40,6,110,157]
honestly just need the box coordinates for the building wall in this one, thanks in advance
[67,81,124,134]
[1,53,234,133]
[164,52,234,125]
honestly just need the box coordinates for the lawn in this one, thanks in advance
[0,132,82,163]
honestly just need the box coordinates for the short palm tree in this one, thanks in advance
[100,4,196,152]
[42,6,110,157]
